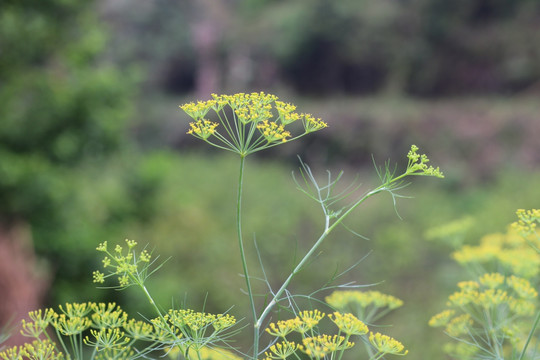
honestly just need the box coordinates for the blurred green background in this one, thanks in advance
[0,0,539,358]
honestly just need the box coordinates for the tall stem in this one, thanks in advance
[236,155,258,358]
[519,309,540,360]
[255,173,409,331]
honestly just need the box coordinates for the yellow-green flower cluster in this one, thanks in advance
[431,212,540,359]
[1,340,64,360]
[94,239,152,288]
[263,341,299,360]
[430,271,538,357]
[180,92,327,155]
[167,309,236,336]
[328,312,369,336]
[299,335,354,358]
[256,120,291,143]
[406,145,444,178]
[0,302,159,360]
[368,332,408,356]
[264,309,406,359]
[0,299,241,360]
[452,228,540,278]
[187,119,219,140]
[151,309,237,354]
[325,290,403,323]
[444,273,537,313]
[512,208,540,240]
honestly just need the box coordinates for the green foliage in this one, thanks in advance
[0,0,146,306]
[0,0,133,220]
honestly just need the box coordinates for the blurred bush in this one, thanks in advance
[101,0,540,97]
[0,0,143,328]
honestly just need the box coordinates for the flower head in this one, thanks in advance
[181,92,327,156]
[369,332,408,355]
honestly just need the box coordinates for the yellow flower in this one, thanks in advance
[52,314,91,336]
[478,273,505,289]
[266,318,301,338]
[187,119,219,140]
[328,312,368,335]
[300,335,353,358]
[368,332,408,355]
[302,114,328,133]
[21,340,63,360]
[293,310,324,333]
[428,309,455,328]
[325,290,403,311]
[180,92,327,156]
[256,120,291,143]
[264,341,299,360]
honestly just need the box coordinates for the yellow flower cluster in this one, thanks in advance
[303,113,328,133]
[264,309,406,359]
[432,210,540,358]
[1,340,64,360]
[94,239,152,288]
[263,341,299,360]
[328,312,369,336]
[256,120,291,143]
[428,310,455,328]
[452,228,540,278]
[445,314,473,337]
[2,301,238,360]
[265,318,302,338]
[445,273,537,312]
[430,271,538,357]
[406,145,444,178]
[324,291,403,311]
[166,309,236,333]
[187,119,219,140]
[512,208,540,238]
[299,335,354,357]
[180,92,327,155]
[368,332,408,355]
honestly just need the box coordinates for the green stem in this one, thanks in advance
[236,155,258,359]
[518,309,540,360]
[255,172,409,332]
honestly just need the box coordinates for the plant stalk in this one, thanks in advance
[235,155,259,359]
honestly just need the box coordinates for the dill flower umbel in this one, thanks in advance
[263,341,299,360]
[368,332,408,355]
[430,212,540,359]
[300,335,354,358]
[180,92,327,156]
[325,290,403,323]
[265,318,301,338]
[328,312,368,336]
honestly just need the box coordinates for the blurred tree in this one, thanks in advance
[98,0,540,98]
[409,0,540,95]
[0,0,140,344]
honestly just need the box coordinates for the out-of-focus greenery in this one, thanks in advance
[0,0,147,304]
[109,150,540,357]
[104,0,540,96]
